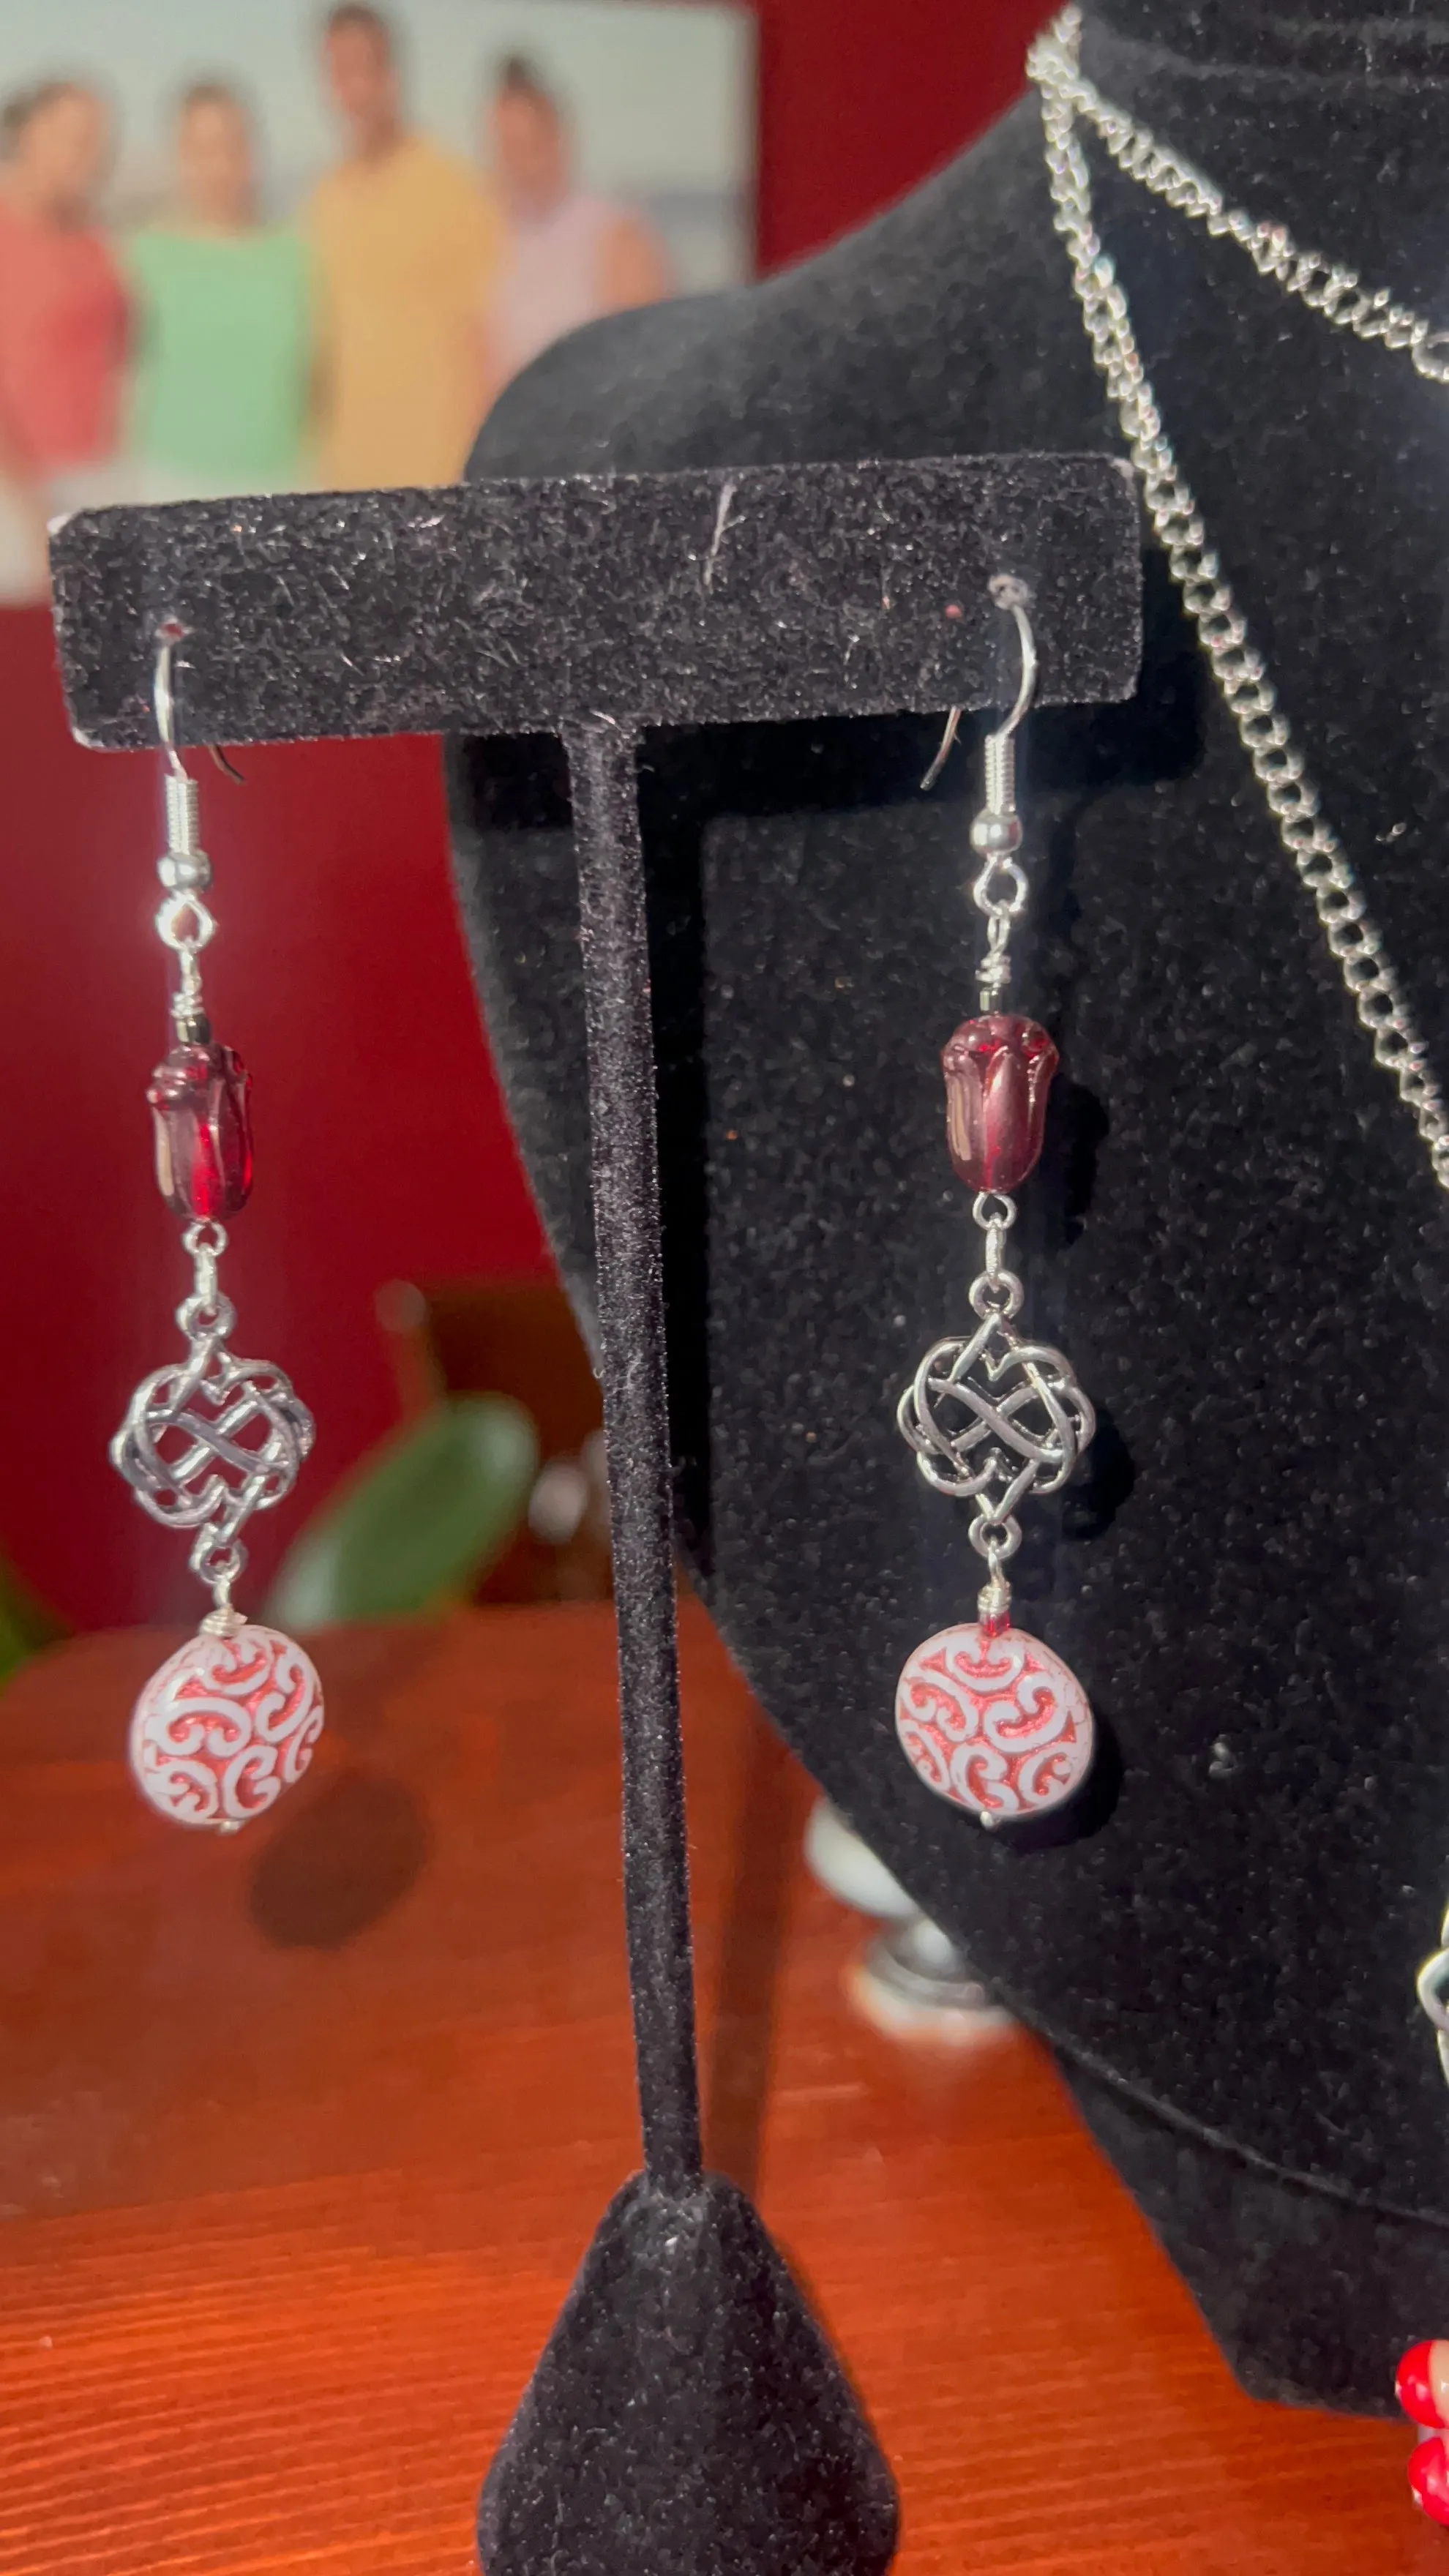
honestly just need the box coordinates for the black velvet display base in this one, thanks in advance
[479,2173,899,2576]
[452,0,1449,2416]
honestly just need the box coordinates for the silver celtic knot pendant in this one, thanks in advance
[111,1222,313,1603]
[896,1302,1096,1521]
[1418,1916,1449,2087]
[113,1318,314,1588]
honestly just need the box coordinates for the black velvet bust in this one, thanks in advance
[448,0,1449,2413]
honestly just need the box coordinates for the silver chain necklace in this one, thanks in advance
[1027,4,1449,1193]
[1028,12,1449,2105]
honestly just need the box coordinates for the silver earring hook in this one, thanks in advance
[153,621,246,785]
[921,574,1038,793]
[920,705,962,794]
[154,623,189,784]
[989,573,1038,744]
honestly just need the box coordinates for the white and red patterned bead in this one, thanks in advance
[896,1620,1093,1825]
[129,1622,323,1832]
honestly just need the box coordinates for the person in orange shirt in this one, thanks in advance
[0,81,130,599]
[310,4,502,490]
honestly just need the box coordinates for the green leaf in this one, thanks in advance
[263,1396,539,1630]
[0,1595,37,1688]
[0,1555,68,1687]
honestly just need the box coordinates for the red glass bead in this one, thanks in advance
[1409,2435,1449,2528]
[149,1042,254,1221]
[941,1014,1059,1193]
[1399,2341,1449,2430]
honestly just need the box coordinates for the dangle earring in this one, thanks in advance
[111,628,323,1833]
[895,577,1097,1827]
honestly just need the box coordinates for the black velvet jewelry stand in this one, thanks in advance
[48,454,1139,2572]
[446,0,1449,2422]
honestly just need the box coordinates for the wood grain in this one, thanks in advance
[0,1603,1432,2575]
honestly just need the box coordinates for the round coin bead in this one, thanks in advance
[896,1620,1093,1824]
[941,1014,1058,1193]
[129,1622,323,1831]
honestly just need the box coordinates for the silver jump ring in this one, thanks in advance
[973,1192,1017,1232]
[968,1270,1026,1319]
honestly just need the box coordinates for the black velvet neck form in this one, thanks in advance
[1096,0,1449,70]
[449,0,1449,2411]
[1080,4,1449,282]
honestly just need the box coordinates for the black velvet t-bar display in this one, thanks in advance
[50,458,1139,2572]
[50,460,1137,746]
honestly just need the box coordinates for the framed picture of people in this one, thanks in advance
[0,0,755,601]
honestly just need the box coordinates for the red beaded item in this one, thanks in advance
[942,1014,1058,1193]
[1397,2340,1449,2527]
[1410,2437,1449,2529]
[149,1041,254,1221]
[1399,2341,1446,2431]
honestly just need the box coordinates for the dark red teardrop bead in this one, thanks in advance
[148,1041,254,1221]
[941,1014,1059,1193]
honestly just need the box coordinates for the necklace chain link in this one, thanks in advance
[1033,13,1449,386]
[1028,5,1449,1192]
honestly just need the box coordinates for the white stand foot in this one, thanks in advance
[803,1798,916,1920]
[846,1912,1016,2047]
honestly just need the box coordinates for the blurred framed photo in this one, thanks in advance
[0,0,755,598]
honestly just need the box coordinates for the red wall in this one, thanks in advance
[0,622,549,1628]
[0,0,1049,1631]
[753,0,1052,272]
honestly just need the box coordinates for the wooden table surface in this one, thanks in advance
[0,1601,1434,2576]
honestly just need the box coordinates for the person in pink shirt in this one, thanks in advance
[481,56,672,403]
[0,82,130,601]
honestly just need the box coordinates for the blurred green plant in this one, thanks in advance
[264,1395,539,1630]
[0,1557,69,1688]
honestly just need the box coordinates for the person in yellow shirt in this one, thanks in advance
[310,4,502,489]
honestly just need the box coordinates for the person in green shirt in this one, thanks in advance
[127,83,312,500]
